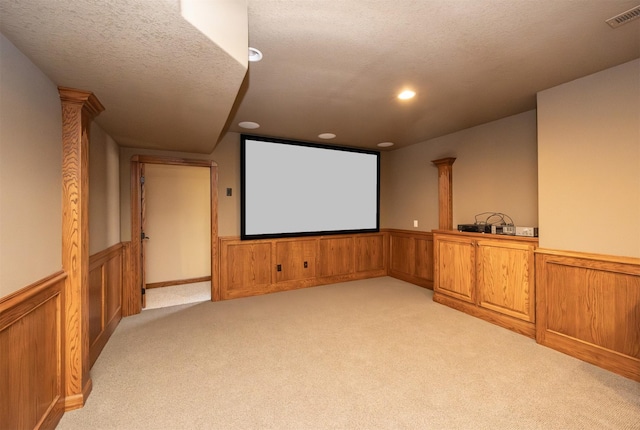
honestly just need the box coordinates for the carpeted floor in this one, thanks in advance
[58,277,640,429]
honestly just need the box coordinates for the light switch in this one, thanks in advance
[413,220,418,228]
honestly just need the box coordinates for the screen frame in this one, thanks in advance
[240,134,380,240]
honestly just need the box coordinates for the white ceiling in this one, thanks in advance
[1,1,639,153]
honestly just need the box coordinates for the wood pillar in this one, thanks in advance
[59,87,104,410]
[431,157,456,230]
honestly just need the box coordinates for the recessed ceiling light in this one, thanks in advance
[318,133,336,139]
[398,90,416,100]
[377,142,394,148]
[238,121,260,129]
[248,47,263,62]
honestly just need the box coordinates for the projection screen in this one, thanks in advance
[241,135,380,240]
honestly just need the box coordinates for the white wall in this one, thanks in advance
[89,123,121,255]
[383,110,538,231]
[537,59,640,258]
[0,34,63,297]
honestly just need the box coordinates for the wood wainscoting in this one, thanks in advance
[0,272,66,430]
[387,229,434,289]
[89,242,128,368]
[219,232,388,300]
[536,249,640,381]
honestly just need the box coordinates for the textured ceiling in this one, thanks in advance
[0,0,247,153]
[1,1,639,153]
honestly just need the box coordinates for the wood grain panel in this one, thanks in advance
[434,235,475,303]
[88,243,124,369]
[431,158,456,230]
[219,233,388,300]
[415,237,434,281]
[0,272,66,430]
[477,240,535,322]
[387,230,433,289]
[355,234,385,273]
[88,266,104,347]
[536,249,640,381]
[318,237,354,277]
[276,240,317,283]
[60,87,103,410]
[390,235,414,275]
[223,242,272,298]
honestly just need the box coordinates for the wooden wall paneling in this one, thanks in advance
[275,239,317,283]
[390,234,415,275]
[59,87,104,410]
[0,272,66,430]
[88,243,124,368]
[355,234,386,273]
[387,230,434,289]
[221,240,272,299]
[88,265,104,351]
[318,237,354,277]
[536,249,640,381]
[414,236,434,282]
[219,233,388,301]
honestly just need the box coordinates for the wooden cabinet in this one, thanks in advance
[476,239,535,322]
[220,233,387,300]
[433,230,537,337]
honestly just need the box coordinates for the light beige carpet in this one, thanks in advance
[58,277,640,429]
[144,281,211,310]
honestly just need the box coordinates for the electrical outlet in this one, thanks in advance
[413,220,418,228]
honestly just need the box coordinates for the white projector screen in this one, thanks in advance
[241,135,380,240]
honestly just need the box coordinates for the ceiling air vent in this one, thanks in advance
[605,5,640,28]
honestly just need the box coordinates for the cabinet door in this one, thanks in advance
[476,240,535,322]
[434,235,475,303]
[276,240,317,282]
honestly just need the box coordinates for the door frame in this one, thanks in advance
[127,155,219,315]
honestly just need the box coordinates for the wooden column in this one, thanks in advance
[59,87,104,410]
[431,157,456,230]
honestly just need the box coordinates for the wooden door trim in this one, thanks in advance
[126,156,219,316]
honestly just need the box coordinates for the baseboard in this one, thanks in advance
[433,292,536,338]
[64,378,93,411]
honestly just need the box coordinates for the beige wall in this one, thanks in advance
[144,164,211,282]
[0,34,63,298]
[120,131,241,241]
[89,123,121,255]
[383,110,538,231]
[537,59,640,258]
